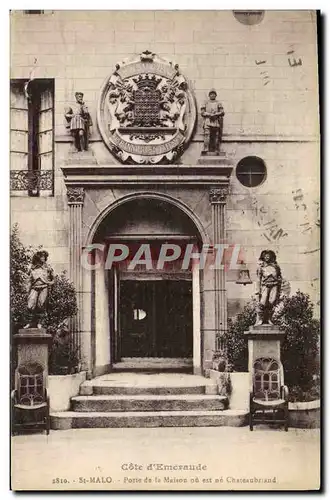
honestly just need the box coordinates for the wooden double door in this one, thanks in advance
[119,280,193,358]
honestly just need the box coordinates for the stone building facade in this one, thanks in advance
[10,10,320,377]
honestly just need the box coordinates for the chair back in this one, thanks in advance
[252,357,283,401]
[15,363,45,406]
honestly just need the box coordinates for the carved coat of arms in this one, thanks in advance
[97,51,197,164]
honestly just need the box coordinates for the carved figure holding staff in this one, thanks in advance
[255,250,282,326]
[23,251,54,329]
[201,88,225,155]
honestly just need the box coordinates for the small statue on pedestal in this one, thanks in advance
[65,92,93,152]
[201,89,225,155]
[255,250,282,326]
[23,251,54,329]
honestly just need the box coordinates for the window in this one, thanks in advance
[10,79,54,196]
[233,10,265,25]
[236,156,267,188]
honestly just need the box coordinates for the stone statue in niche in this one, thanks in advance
[65,92,93,152]
[201,89,225,155]
[23,251,54,329]
[255,250,282,326]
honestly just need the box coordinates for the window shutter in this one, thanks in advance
[10,83,29,171]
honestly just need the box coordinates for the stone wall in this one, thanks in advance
[10,10,320,315]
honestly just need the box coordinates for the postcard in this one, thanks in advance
[10,9,320,491]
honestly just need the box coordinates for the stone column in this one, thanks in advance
[209,186,229,353]
[67,187,85,360]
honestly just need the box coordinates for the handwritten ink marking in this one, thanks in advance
[255,59,271,86]
[273,229,289,240]
[252,197,288,242]
[300,222,313,234]
[292,190,319,254]
[287,46,303,67]
[288,57,302,67]
[314,200,320,227]
[302,248,320,254]
[263,219,277,229]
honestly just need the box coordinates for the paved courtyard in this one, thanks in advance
[11,427,320,491]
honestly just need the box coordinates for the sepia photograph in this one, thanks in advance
[9,8,321,491]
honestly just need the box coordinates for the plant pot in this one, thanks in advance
[229,372,250,410]
[288,399,320,428]
[48,371,87,412]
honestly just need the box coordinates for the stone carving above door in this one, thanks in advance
[97,50,197,164]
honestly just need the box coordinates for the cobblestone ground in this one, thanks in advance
[11,427,320,491]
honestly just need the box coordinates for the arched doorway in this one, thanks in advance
[87,195,205,376]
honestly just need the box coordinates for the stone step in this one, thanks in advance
[51,409,248,430]
[71,394,228,412]
[80,374,218,397]
[112,358,193,373]
[80,382,212,396]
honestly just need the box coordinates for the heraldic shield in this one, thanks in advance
[97,50,197,164]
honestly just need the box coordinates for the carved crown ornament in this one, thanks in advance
[97,51,197,165]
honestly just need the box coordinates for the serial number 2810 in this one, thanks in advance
[52,478,69,484]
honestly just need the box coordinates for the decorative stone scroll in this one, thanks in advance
[66,187,85,205]
[97,50,197,164]
[209,186,229,204]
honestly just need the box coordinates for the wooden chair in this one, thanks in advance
[11,363,50,435]
[249,357,289,431]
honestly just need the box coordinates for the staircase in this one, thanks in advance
[50,373,248,430]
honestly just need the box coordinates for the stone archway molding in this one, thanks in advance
[83,190,208,376]
[85,191,210,248]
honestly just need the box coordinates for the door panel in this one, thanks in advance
[119,280,192,358]
[120,281,153,357]
[109,269,121,362]
[156,281,193,357]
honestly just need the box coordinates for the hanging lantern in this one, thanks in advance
[236,268,252,285]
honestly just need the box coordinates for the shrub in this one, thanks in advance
[43,272,78,336]
[48,321,80,375]
[10,224,34,333]
[10,225,78,374]
[273,291,320,391]
[224,299,257,372]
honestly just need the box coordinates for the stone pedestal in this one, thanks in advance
[14,328,52,378]
[197,152,233,166]
[65,149,98,166]
[244,325,285,372]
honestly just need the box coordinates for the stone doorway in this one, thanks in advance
[76,191,229,378]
